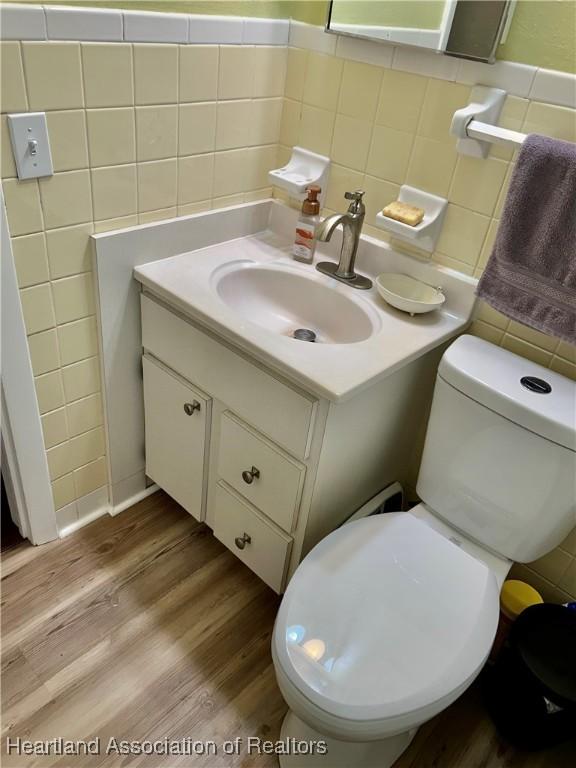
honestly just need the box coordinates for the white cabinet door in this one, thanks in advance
[141,295,317,459]
[143,354,211,520]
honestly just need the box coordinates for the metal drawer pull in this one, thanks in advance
[235,532,252,550]
[242,466,260,484]
[183,401,201,415]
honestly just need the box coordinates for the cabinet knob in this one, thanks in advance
[242,466,260,484]
[235,532,252,550]
[183,400,201,415]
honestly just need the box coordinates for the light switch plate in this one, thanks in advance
[7,112,54,180]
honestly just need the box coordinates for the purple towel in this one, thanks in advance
[476,134,576,344]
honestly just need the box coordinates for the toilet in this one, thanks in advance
[272,335,576,768]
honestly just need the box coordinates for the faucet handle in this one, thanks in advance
[344,190,365,215]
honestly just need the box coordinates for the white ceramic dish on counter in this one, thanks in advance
[376,273,446,316]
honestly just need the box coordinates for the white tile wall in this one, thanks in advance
[123,10,188,44]
[529,68,576,109]
[243,18,289,46]
[392,44,459,81]
[188,15,243,45]
[0,3,46,40]
[44,6,123,42]
[455,59,537,98]
[56,483,109,536]
[0,5,288,46]
[335,34,394,69]
[289,19,337,55]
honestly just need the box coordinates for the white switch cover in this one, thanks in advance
[7,112,53,180]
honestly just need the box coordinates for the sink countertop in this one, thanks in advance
[134,203,477,402]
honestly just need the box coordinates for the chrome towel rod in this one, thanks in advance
[465,119,527,148]
[451,85,527,158]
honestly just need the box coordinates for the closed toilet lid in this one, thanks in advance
[274,512,500,723]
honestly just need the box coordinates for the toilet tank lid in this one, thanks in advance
[439,335,576,451]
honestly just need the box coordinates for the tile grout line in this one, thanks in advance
[207,46,220,205]
[130,42,139,218]
[174,43,180,217]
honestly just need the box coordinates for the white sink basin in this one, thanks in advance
[213,263,380,344]
[133,207,476,400]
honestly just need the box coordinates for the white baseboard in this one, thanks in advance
[56,482,160,537]
[109,483,159,516]
[57,485,110,538]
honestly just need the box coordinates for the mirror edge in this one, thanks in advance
[324,0,516,64]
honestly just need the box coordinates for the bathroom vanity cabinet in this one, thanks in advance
[140,291,444,593]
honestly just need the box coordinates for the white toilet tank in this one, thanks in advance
[417,335,576,563]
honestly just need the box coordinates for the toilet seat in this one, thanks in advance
[273,512,500,736]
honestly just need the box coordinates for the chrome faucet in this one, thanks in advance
[315,190,372,290]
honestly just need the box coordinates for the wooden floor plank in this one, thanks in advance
[5,569,264,762]
[2,491,574,768]
[2,494,187,654]
[19,523,222,685]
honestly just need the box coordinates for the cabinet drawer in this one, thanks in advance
[143,355,210,520]
[213,483,292,593]
[218,412,304,533]
[141,294,316,459]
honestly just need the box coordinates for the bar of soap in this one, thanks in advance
[382,201,425,227]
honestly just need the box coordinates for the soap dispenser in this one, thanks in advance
[292,185,321,263]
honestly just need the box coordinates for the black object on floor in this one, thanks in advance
[1,473,24,551]
[482,604,576,750]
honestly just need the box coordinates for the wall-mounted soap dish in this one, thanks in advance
[374,185,448,253]
[269,146,330,201]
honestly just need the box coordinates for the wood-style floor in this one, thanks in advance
[2,491,574,767]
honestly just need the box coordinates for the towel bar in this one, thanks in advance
[465,120,527,148]
[451,86,527,157]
